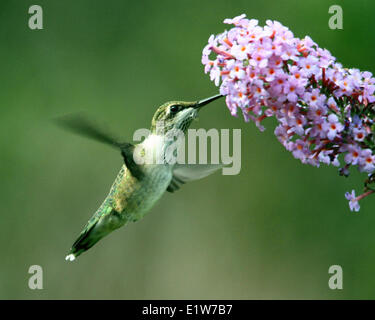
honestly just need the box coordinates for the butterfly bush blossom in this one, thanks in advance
[202,14,375,211]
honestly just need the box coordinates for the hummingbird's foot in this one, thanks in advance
[65,254,76,262]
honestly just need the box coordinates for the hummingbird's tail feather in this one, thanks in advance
[65,206,126,261]
[66,220,100,260]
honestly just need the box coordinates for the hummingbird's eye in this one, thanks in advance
[170,105,180,114]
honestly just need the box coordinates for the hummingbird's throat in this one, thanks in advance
[139,133,184,165]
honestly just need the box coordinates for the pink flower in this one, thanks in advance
[318,150,332,165]
[202,14,375,211]
[292,139,309,161]
[304,89,325,108]
[209,66,221,86]
[223,14,247,26]
[309,120,326,139]
[298,56,319,76]
[289,116,306,135]
[353,128,367,142]
[359,149,375,172]
[344,144,361,165]
[283,79,303,102]
[345,190,360,212]
[323,114,344,140]
[229,65,246,79]
[230,44,250,61]
[249,47,272,68]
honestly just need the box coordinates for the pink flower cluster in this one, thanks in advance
[202,14,375,211]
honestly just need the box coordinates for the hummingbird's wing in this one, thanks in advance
[167,164,224,192]
[54,113,123,148]
[54,113,144,179]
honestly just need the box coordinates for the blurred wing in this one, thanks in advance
[167,164,224,193]
[54,113,122,148]
[54,113,143,179]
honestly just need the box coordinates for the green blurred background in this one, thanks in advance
[1,0,375,299]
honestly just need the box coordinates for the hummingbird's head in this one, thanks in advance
[150,94,223,135]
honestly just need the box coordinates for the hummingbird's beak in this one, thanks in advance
[194,94,223,109]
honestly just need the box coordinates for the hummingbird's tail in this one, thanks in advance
[65,205,126,261]
[65,220,100,261]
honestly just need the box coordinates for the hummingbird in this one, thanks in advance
[56,94,223,261]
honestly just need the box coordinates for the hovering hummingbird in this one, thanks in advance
[56,94,224,261]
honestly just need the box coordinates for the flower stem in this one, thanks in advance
[355,190,374,202]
